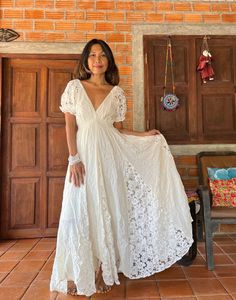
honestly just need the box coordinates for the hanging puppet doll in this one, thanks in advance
[197,37,215,83]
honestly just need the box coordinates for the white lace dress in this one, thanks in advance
[50,79,193,296]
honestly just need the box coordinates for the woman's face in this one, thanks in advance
[87,44,109,75]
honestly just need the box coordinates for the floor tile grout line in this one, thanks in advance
[0,240,18,255]
[0,237,44,280]
[16,237,56,300]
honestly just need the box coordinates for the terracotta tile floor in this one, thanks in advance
[0,234,236,300]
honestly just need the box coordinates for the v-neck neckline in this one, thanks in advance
[79,80,116,112]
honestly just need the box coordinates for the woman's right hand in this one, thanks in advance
[69,162,85,187]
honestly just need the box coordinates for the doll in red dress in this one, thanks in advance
[197,50,215,83]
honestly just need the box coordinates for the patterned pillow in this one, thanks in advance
[209,178,236,207]
[207,167,236,180]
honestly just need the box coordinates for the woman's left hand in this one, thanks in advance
[143,129,160,136]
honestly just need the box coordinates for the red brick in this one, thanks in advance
[67,11,84,20]
[116,2,134,10]
[126,100,133,111]
[25,32,46,41]
[231,4,236,12]
[203,14,221,23]
[135,2,154,11]
[184,14,202,23]
[106,33,125,43]
[15,0,34,7]
[86,12,105,20]
[165,14,183,22]
[35,21,54,30]
[126,12,145,22]
[116,44,131,53]
[222,14,236,23]
[96,23,114,31]
[55,0,75,9]
[46,11,65,19]
[55,21,75,31]
[107,12,125,21]
[115,55,126,65]
[174,155,197,166]
[156,2,173,11]
[86,33,106,41]
[212,4,230,12]
[126,55,132,65]
[35,0,54,8]
[119,66,132,75]
[193,3,211,12]
[4,9,23,18]
[125,34,132,43]
[66,32,86,42]
[25,10,44,19]
[146,13,163,23]
[45,32,65,41]
[174,3,192,11]
[75,23,94,31]
[96,1,115,10]
[115,23,131,32]
[1,0,14,7]
[14,20,33,30]
[0,20,13,27]
[77,1,94,10]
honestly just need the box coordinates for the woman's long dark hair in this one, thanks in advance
[74,39,119,86]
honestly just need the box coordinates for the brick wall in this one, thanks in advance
[174,155,198,189]
[1,0,236,128]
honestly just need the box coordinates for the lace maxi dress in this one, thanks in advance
[50,79,193,296]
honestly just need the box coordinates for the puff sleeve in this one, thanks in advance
[60,80,77,115]
[114,87,127,122]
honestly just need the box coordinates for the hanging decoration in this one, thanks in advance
[0,28,20,42]
[161,37,179,111]
[197,36,214,83]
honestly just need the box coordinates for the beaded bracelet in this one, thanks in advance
[68,153,81,166]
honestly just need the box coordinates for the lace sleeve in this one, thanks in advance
[60,80,77,115]
[115,87,127,122]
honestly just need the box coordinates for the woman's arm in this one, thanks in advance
[65,113,85,187]
[113,121,160,136]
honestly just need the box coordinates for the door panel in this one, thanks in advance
[1,56,78,238]
[145,36,194,143]
[196,37,236,142]
[10,178,40,229]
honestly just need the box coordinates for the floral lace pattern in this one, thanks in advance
[124,161,192,278]
[114,88,127,122]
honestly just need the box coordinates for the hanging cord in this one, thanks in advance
[201,35,209,53]
[163,37,176,98]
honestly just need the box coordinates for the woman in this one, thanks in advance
[50,39,193,297]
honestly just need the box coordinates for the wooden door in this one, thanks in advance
[0,56,78,238]
[196,37,236,142]
[144,35,236,144]
[144,36,197,143]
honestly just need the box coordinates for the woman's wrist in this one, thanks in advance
[68,153,81,165]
